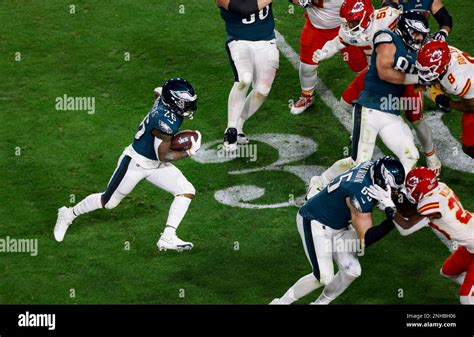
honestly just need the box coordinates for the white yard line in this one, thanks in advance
[275,30,474,174]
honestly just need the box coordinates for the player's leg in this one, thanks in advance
[340,45,367,73]
[290,23,336,115]
[306,157,355,199]
[341,69,367,107]
[460,256,474,305]
[237,39,279,142]
[307,104,375,198]
[440,246,471,285]
[378,114,420,174]
[404,85,441,174]
[54,155,145,242]
[440,246,474,304]
[225,40,253,151]
[351,105,381,165]
[145,163,196,251]
[271,213,324,304]
[313,228,362,305]
[461,112,474,158]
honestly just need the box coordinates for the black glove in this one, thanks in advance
[435,94,452,113]
[431,30,448,42]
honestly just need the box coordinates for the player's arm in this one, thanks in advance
[313,36,346,64]
[152,130,190,163]
[346,198,394,248]
[439,96,474,112]
[375,42,418,85]
[381,0,399,9]
[216,0,272,15]
[431,0,452,36]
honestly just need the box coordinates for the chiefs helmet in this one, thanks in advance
[405,167,439,203]
[416,40,451,82]
[340,0,374,38]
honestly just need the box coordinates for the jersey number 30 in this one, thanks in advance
[242,6,270,25]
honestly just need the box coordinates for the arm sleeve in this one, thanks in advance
[433,6,453,30]
[364,218,395,247]
[393,217,430,236]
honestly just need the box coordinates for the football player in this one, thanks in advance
[390,167,473,304]
[382,0,453,42]
[271,157,404,305]
[416,40,474,158]
[307,11,429,199]
[217,0,279,151]
[289,0,368,115]
[314,0,441,173]
[54,78,201,252]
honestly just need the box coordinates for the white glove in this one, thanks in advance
[431,29,448,42]
[186,131,201,157]
[313,49,328,64]
[367,184,396,209]
[298,0,312,8]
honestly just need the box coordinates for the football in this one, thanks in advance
[170,130,199,151]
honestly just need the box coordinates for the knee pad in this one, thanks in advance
[254,83,271,97]
[344,261,362,279]
[176,179,195,196]
[320,272,335,286]
[241,72,253,87]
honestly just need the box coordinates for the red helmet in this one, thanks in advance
[405,167,439,203]
[416,40,451,82]
[340,0,374,37]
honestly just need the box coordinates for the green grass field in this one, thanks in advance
[1,0,473,304]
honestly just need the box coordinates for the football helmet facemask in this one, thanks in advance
[161,78,198,119]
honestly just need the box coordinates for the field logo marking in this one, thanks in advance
[193,133,327,209]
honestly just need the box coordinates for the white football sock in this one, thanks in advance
[228,82,249,129]
[72,193,103,217]
[279,273,323,304]
[299,62,318,94]
[320,157,355,187]
[242,90,266,120]
[312,271,358,305]
[412,119,435,154]
[165,196,192,231]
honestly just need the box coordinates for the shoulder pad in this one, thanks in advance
[373,30,394,46]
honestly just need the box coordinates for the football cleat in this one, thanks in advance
[305,175,324,200]
[269,298,285,305]
[224,127,238,152]
[54,206,75,242]
[157,233,194,252]
[290,94,314,115]
[237,133,249,145]
[425,153,442,177]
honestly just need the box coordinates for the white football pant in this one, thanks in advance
[226,39,279,130]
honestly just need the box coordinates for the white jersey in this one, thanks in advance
[439,46,474,99]
[417,183,474,252]
[307,0,344,30]
[338,6,400,61]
